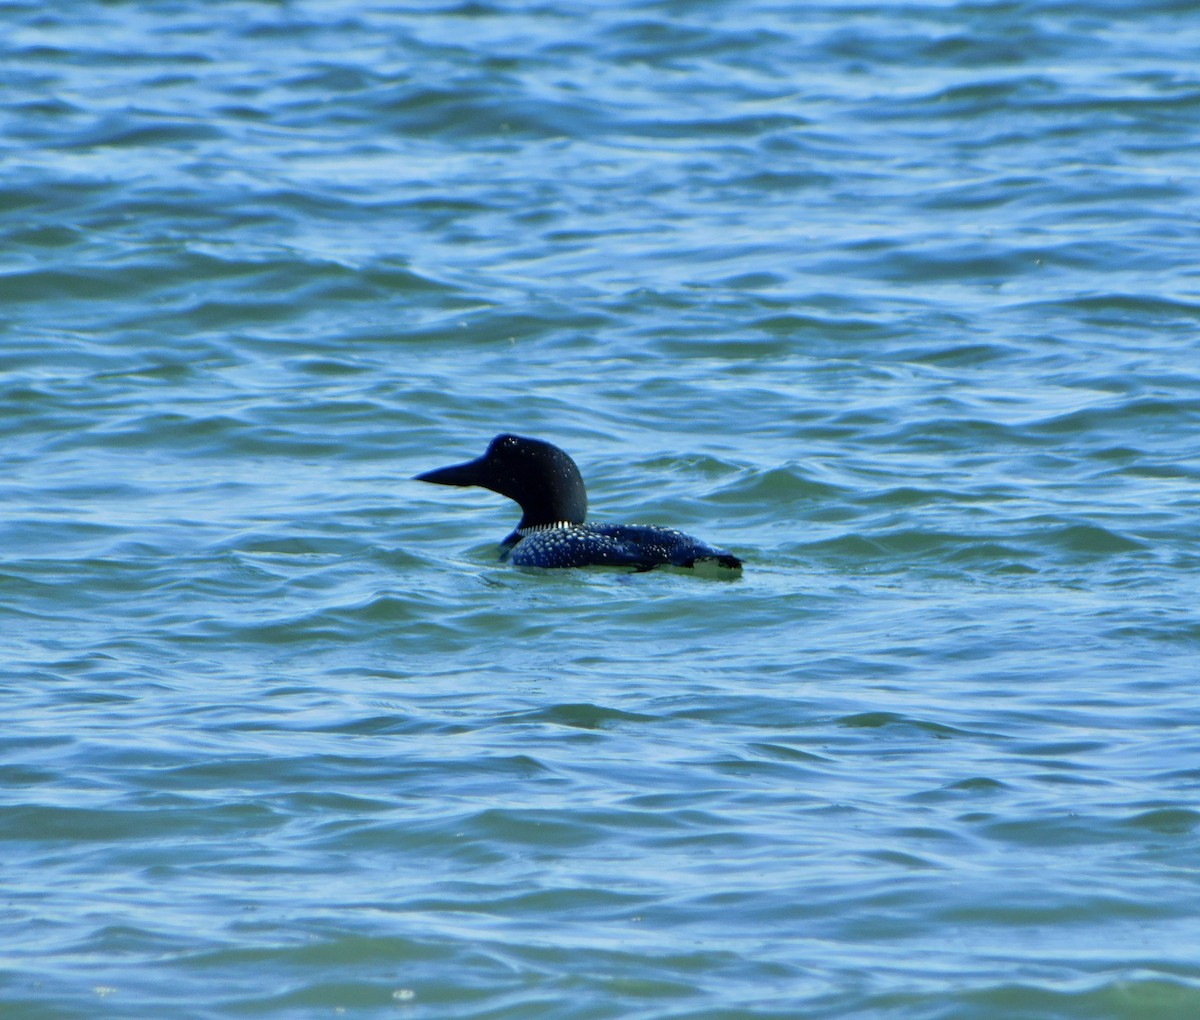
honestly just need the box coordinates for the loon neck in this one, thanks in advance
[502,520,576,551]
[517,520,577,536]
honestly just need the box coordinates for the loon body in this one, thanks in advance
[416,434,741,572]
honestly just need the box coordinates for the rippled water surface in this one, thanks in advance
[4,1,1200,1017]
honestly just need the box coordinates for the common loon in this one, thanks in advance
[416,434,742,572]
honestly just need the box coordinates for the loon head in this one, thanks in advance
[415,433,588,530]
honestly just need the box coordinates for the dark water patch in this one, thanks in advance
[790,532,888,562]
[1031,397,1200,439]
[664,695,823,732]
[923,30,1068,68]
[859,485,983,509]
[81,923,195,959]
[701,753,830,786]
[374,86,609,142]
[622,112,812,140]
[0,176,120,217]
[1012,738,1108,759]
[901,76,1064,118]
[732,169,836,194]
[55,116,224,151]
[4,223,85,248]
[501,702,659,730]
[0,802,282,843]
[881,415,1045,452]
[8,42,75,64]
[216,102,272,122]
[75,191,287,237]
[0,521,129,561]
[914,171,1050,210]
[0,268,153,305]
[1029,771,1113,789]
[1121,458,1200,482]
[304,713,473,738]
[845,244,1037,285]
[652,335,794,360]
[287,355,375,377]
[869,528,996,558]
[940,889,1184,927]
[977,812,1146,849]
[746,742,833,765]
[901,340,1024,367]
[861,848,943,870]
[283,63,383,95]
[1105,620,1200,647]
[950,978,1200,1020]
[408,883,651,922]
[946,542,1037,573]
[0,390,64,438]
[201,611,357,647]
[13,34,213,68]
[241,187,396,222]
[791,528,1038,577]
[749,312,891,342]
[0,764,57,786]
[91,359,199,385]
[1038,88,1200,126]
[360,261,466,295]
[54,410,245,453]
[456,807,611,850]
[910,776,1011,802]
[716,465,846,507]
[601,18,790,64]
[181,932,453,971]
[162,297,311,331]
[836,712,967,739]
[1036,522,1148,556]
[387,307,613,349]
[0,571,88,609]
[1012,293,1200,327]
[1123,808,1200,835]
[150,755,397,794]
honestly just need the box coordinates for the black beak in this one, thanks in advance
[414,455,488,488]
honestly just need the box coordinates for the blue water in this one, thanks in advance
[4,1,1200,1017]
